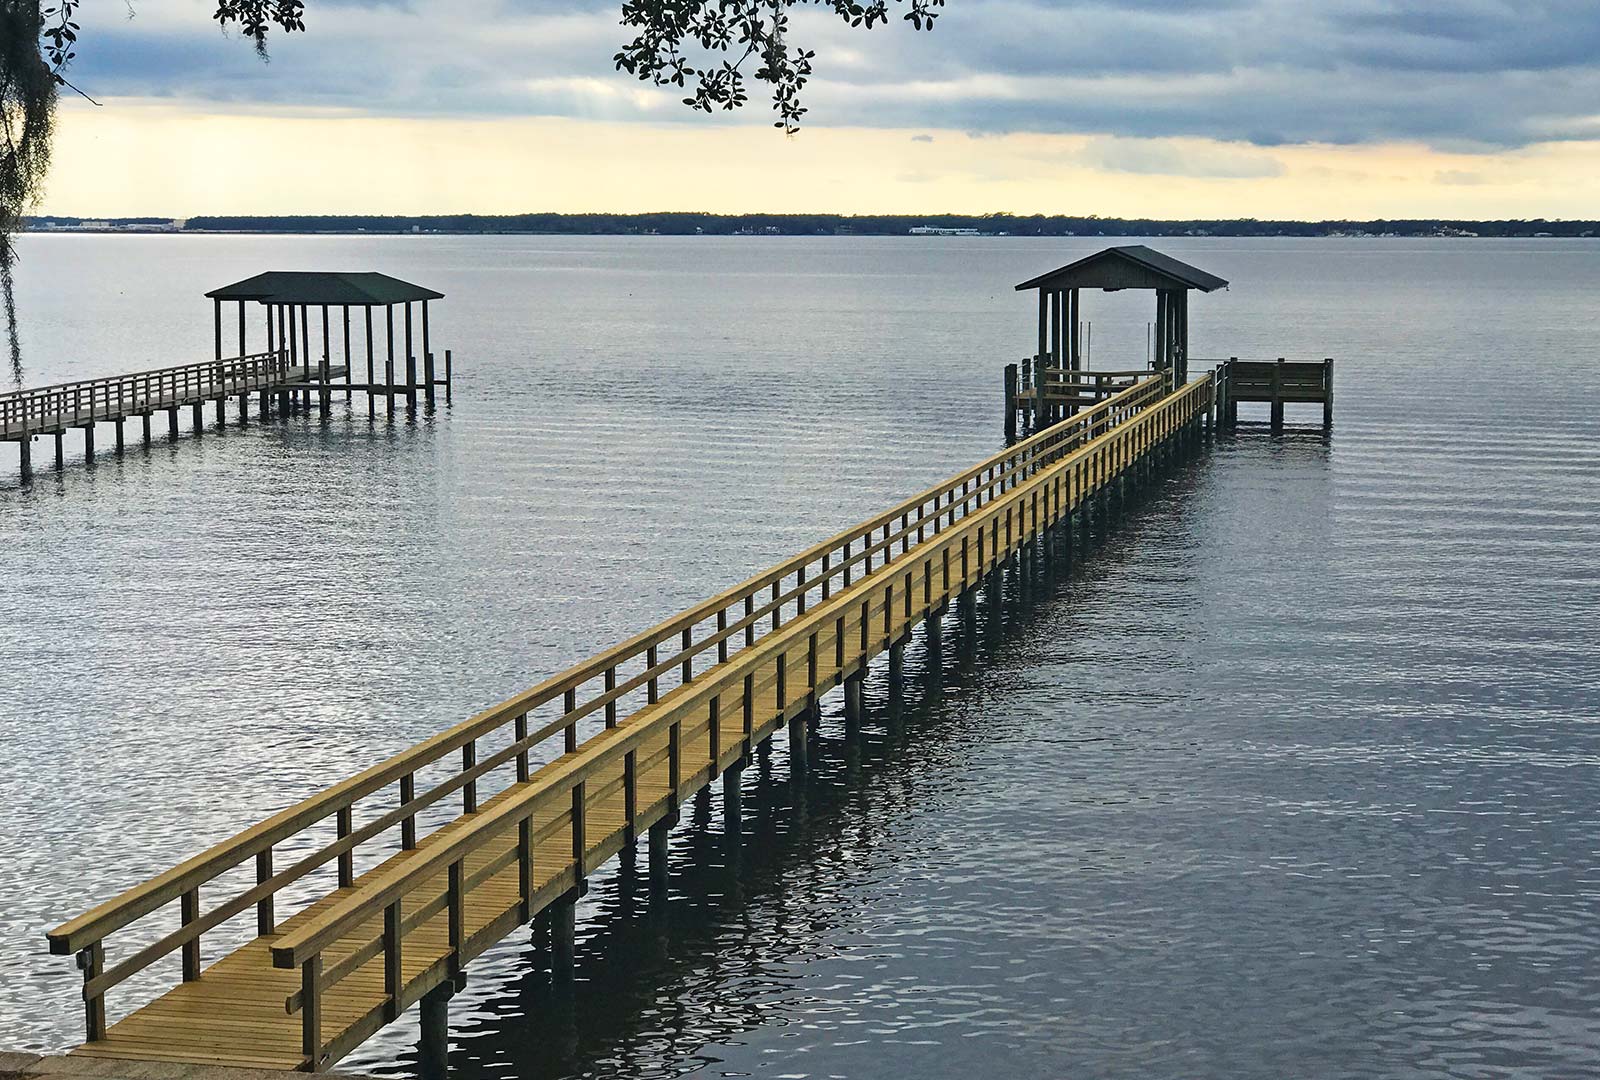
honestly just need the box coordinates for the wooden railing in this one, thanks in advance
[0,351,292,439]
[45,372,1181,1061]
[1198,357,1333,430]
[265,372,1217,1068]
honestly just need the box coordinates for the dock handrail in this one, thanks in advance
[0,351,291,437]
[263,374,1216,1069]
[45,373,1172,1047]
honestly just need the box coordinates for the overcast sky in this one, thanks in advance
[38,0,1600,217]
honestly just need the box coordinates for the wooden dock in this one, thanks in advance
[3,269,457,485]
[43,370,1217,1074]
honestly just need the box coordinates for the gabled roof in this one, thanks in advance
[1015,245,1228,293]
[205,272,443,306]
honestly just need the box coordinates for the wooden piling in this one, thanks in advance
[365,308,376,419]
[404,302,417,408]
[422,300,435,407]
[1004,363,1018,444]
[1271,358,1285,432]
[18,430,31,482]
[1323,357,1334,429]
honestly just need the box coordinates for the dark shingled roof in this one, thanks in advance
[1015,245,1229,293]
[205,272,444,306]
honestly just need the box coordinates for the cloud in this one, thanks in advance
[1435,169,1489,185]
[911,134,935,143]
[1069,136,1284,179]
[66,0,1600,151]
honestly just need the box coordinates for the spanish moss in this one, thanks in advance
[0,0,56,387]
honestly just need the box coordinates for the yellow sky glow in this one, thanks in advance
[40,99,1600,219]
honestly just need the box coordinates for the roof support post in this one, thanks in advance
[404,301,416,409]
[1069,289,1081,372]
[422,299,435,408]
[301,305,312,408]
[320,304,332,417]
[237,300,246,358]
[342,306,352,401]
[213,298,222,362]
[365,306,376,418]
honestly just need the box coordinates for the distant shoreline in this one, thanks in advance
[21,212,1599,240]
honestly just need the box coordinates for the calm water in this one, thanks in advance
[2,236,1598,1078]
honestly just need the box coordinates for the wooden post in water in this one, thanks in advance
[1323,358,1334,430]
[1271,358,1285,432]
[300,306,313,410]
[722,759,743,839]
[18,428,31,483]
[418,982,452,1080]
[422,300,435,407]
[444,349,453,404]
[404,302,417,409]
[1003,363,1018,444]
[647,819,670,895]
[342,306,353,401]
[319,305,332,417]
[385,305,396,415]
[365,308,376,419]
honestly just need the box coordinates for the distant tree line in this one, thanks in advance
[26,212,1596,238]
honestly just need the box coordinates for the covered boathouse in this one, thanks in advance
[205,271,450,412]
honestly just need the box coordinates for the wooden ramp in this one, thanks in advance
[46,373,1218,1072]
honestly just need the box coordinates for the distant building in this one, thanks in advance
[910,226,982,236]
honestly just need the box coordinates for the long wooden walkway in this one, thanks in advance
[45,371,1218,1072]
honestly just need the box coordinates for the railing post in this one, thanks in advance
[668,722,682,801]
[462,739,477,813]
[518,814,534,917]
[605,667,618,727]
[1271,357,1285,432]
[78,943,105,1041]
[181,888,201,981]
[681,626,693,682]
[709,692,721,768]
[447,860,464,975]
[571,780,587,881]
[624,749,638,842]
[647,647,659,705]
[564,687,577,752]
[383,901,403,1021]
[256,847,275,936]
[515,713,530,782]
[400,772,417,850]
[301,954,323,1071]
[742,672,755,754]
[336,807,353,889]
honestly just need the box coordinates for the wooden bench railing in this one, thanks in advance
[263,373,1217,1069]
[0,351,292,438]
[1199,357,1333,429]
[45,372,1174,1054]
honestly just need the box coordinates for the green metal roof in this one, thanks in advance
[1015,245,1229,293]
[205,271,443,305]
